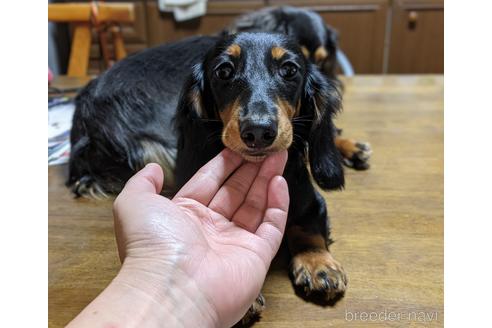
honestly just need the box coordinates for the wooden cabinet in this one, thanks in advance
[316,2,388,73]
[387,0,444,73]
[145,1,264,46]
[145,0,390,73]
[272,0,443,73]
[271,0,389,73]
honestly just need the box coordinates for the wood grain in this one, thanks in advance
[67,24,92,78]
[48,75,443,327]
[48,3,135,23]
[88,1,147,75]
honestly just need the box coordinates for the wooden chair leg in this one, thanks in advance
[111,25,127,61]
[67,23,92,77]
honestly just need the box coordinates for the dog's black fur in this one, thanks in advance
[68,33,348,321]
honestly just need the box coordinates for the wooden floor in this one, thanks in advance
[49,75,443,327]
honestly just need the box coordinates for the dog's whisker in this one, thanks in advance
[292,119,312,123]
[292,134,306,146]
[205,130,223,143]
[198,118,222,122]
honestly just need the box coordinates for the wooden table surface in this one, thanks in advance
[49,75,444,327]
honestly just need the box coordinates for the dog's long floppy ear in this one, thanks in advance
[175,63,212,121]
[303,64,344,190]
[173,62,221,188]
[174,63,216,144]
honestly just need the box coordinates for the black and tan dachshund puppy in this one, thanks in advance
[68,33,347,323]
[224,6,372,170]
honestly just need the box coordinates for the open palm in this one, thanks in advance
[113,149,289,327]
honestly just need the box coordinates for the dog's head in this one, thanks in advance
[177,32,344,189]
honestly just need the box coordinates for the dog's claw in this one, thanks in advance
[238,293,265,327]
[291,250,347,300]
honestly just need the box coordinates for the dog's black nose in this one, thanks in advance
[240,120,277,149]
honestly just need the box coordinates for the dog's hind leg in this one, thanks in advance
[66,124,131,199]
[66,136,117,199]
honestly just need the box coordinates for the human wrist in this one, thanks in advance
[67,257,219,328]
[113,257,219,328]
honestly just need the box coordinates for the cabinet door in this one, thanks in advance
[387,0,444,73]
[145,1,264,46]
[270,0,389,74]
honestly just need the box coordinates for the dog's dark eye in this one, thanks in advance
[215,63,235,80]
[279,62,299,79]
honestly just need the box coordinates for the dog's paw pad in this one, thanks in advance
[291,251,347,300]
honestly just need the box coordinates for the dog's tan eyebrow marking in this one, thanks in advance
[314,46,328,63]
[226,44,241,57]
[301,46,310,59]
[271,46,287,60]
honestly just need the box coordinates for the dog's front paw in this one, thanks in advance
[336,138,372,170]
[291,250,347,300]
[237,293,265,327]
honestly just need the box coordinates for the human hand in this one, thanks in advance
[112,149,289,327]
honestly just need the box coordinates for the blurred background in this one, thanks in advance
[48,0,443,77]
